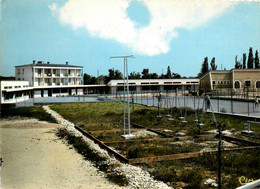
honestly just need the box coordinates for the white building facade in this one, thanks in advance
[15,61,83,87]
[108,78,199,95]
[0,80,32,104]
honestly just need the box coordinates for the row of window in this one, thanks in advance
[212,80,230,85]
[234,81,260,88]
[4,85,29,90]
[116,81,196,86]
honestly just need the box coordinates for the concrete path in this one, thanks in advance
[0,119,122,189]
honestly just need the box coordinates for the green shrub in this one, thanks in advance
[179,168,203,188]
[153,165,176,183]
[127,146,144,159]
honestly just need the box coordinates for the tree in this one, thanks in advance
[255,50,259,69]
[83,73,97,84]
[198,57,209,77]
[142,68,150,79]
[243,53,247,69]
[129,71,141,79]
[173,73,181,78]
[105,68,123,83]
[210,57,217,70]
[165,66,172,79]
[234,55,242,69]
[150,73,159,79]
[247,47,254,69]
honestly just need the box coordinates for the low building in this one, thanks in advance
[199,69,260,92]
[0,80,32,104]
[15,60,83,87]
[108,78,199,95]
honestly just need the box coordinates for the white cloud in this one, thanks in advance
[50,0,237,56]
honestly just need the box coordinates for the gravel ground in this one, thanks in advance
[43,105,173,189]
[0,119,122,189]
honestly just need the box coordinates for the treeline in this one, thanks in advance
[234,47,259,69]
[197,47,259,78]
[197,57,217,77]
[83,66,182,85]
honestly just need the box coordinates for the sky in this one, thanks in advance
[0,0,260,77]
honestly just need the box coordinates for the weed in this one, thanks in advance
[2,106,57,123]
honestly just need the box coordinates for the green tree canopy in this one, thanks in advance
[247,47,254,69]
[210,57,217,70]
[83,73,97,84]
[198,57,209,77]
[141,68,150,79]
[243,53,247,69]
[165,66,172,79]
[235,55,242,69]
[255,50,259,69]
[129,71,141,79]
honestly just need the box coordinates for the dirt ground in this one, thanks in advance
[0,118,123,189]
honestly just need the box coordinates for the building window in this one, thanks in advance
[245,81,251,87]
[234,81,240,89]
[223,81,226,85]
[256,81,260,88]
[212,81,216,85]
[217,81,220,84]
[227,81,230,85]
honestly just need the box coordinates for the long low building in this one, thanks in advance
[0,80,32,104]
[0,81,108,105]
[1,78,199,105]
[108,78,199,94]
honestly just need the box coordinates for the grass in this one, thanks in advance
[140,149,260,188]
[1,106,57,123]
[91,131,161,143]
[113,141,202,158]
[51,101,252,134]
[42,102,260,187]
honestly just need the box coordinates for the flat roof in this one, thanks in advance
[108,78,199,86]
[15,63,83,68]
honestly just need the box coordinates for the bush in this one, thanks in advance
[179,168,203,188]
[153,165,176,183]
[127,146,144,159]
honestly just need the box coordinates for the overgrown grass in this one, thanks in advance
[115,141,202,158]
[51,101,253,137]
[141,149,260,188]
[51,102,259,188]
[1,106,57,123]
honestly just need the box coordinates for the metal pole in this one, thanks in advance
[126,58,130,135]
[123,57,126,135]
[218,90,220,112]
[231,87,233,114]
[218,124,222,189]
[253,88,255,112]
[110,55,134,136]
[247,87,249,116]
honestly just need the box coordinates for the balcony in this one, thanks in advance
[52,74,60,77]
[35,74,43,77]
